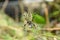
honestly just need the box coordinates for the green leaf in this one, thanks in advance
[32,14,46,24]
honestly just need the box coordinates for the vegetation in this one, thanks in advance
[0,0,60,40]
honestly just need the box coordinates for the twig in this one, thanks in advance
[42,27,60,31]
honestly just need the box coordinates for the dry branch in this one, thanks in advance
[42,27,60,31]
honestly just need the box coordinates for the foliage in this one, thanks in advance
[32,13,46,24]
[0,1,60,40]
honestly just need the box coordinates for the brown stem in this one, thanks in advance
[45,7,49,24]
[44,3,50,28]
[2,0,9,11]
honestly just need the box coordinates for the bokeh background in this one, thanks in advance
[0,0,60,40]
